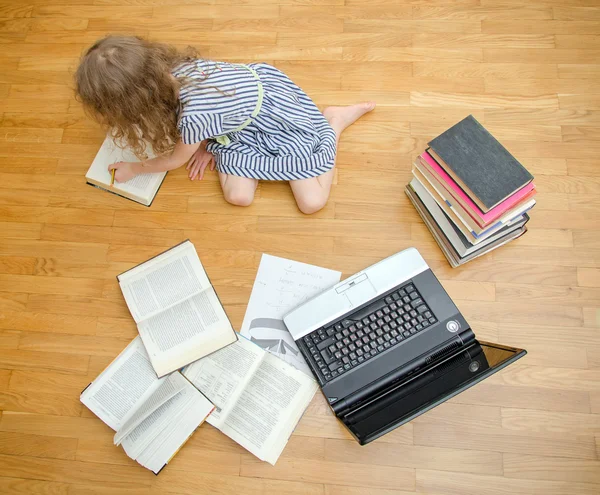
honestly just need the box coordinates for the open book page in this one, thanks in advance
[240,254,341,376]
[86,135,164,200]
[80,337,165,431]
[218,351,318,465]
[118,241,211,323]
[182,337,264,428]
[114,373,186,446]
[139,288,238,377]
[119,373,203,461]
[136,386,214,474]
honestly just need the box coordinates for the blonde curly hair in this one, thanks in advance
[75,35,200,157]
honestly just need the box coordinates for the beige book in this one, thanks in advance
[80,337,215,474]
[118,240,238,378]
[183,337,318,465]
[85,134,165,206]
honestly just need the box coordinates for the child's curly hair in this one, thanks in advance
[75,35,199,157]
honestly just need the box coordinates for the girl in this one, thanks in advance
[75,36,375,214]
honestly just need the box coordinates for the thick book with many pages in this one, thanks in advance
[406,180,527,267]
[118,240,238,377]
[428,115,534,212]
[86,135,166,206]
[408,178,528,258]
[80,337,215,474]
[183,337,318,465]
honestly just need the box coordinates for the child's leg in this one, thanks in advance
[218,172,258,207]
[289,102,375,215]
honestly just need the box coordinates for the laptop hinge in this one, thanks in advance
[332,328,475,416]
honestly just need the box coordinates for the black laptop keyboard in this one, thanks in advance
[301,283,437,383]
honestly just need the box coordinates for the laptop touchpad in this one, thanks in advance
[345,279,378,306]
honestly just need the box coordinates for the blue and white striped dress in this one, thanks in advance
[173,60,337,181]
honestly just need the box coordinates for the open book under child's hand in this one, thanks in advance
[109,161,139,183]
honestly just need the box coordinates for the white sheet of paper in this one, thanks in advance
[240,254,341,376]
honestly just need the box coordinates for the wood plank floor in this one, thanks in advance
[1,0,599,493]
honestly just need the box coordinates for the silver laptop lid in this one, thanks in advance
[284,248,429,340]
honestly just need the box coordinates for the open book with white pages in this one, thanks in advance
[80,337,215,474]
[85,134,166,206]
[183,336,318,465]
[117,240,238,377]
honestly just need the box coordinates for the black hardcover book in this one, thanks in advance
[428,115,534,212]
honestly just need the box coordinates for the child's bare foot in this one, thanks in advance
[323,102,376,135]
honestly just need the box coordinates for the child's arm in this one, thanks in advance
[108,140,205,183]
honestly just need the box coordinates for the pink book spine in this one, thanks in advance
[421,152,535,223]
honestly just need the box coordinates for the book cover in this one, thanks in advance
[428,115,534,211]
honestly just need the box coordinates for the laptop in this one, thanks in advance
[283,248,526,444]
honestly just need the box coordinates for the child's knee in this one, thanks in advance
[223,187,255,207]
[296,194,328,215]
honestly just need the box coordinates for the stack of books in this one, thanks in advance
[406,115,536,267]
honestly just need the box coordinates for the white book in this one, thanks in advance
[80,337,215,474]
[85,135,166,206]
[117,240,238,377]
[183,337,318,465]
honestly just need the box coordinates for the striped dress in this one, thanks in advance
[173,60,337,181]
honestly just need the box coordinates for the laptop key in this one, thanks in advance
[351,360,358,366]
[342,356,350,364]
[390,338,397,345]
[344,364,351,370]
[317,337,335,351]
[384,342,391,349]
[392,293,400,301]
[410,291,419,300]
[403,331,410,338]
[329,361,342,371]
[358,356,365,363]
[326,328,335,336]
[322,349,334,363]
[422,320,429,328]
[364,352,371,359]
[403,296,411,304]
[429,317,436,324]
[385,296,393,304]
[416,324,423,331]
[331,371,338,378]
[350,352,357,360]
[406,284,415,293]
[377,337,384,345]
[337,367,344,374]
[377,345,384,352]
[362,317,370,325]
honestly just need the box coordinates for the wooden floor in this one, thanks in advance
[1,0,600,493]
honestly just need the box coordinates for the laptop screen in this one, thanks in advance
[340,341,525,444]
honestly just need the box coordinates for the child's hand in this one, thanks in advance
[108,161,138,183]
[187,142,215,180]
